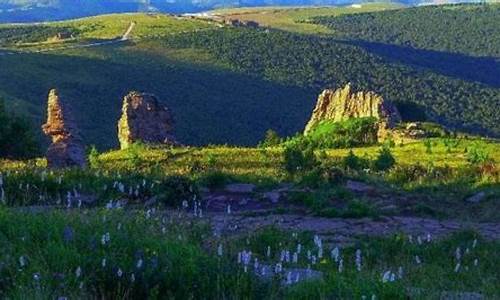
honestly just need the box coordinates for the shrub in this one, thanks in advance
[0,100,39,159]
[259,129,281,147]
[305,117,378,149]
[373,147,396,171]
[282,141,318,175]
[88,145,101,169]
[156,176,198,207]
[342,150,369,171]
[466,145,491,164]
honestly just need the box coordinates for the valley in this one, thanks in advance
[0,3,498,299]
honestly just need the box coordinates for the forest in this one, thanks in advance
[161,25,499,138]
[312,3,500,57]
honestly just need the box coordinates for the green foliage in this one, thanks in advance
[0,25,78,45]
[163,25,500,140]
[312,4,500,57]
[305,118,379,149]
[0,100,39,159]
[259,129,282,147]
[282,140,318,175]
[373,147,396,171]
[87,145,101,169]
[156,176,198,208]
[342,150,370,171]
[466,144,492,165]
[424,139,433,154]
[0,208,256,299]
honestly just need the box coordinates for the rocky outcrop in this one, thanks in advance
[42,89,86,168]
[118,91,177,149]
[304,83,401,140]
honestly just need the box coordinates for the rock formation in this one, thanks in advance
[42,89,86,168]
[118,91,177,149]
[304,83,401,140]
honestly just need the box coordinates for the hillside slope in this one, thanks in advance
[0,5,498,149]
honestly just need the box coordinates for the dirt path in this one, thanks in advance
[0,22,136,56]
[209,213,500,245]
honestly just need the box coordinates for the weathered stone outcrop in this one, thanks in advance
[118,92,177,149]
[42,89,86,168]
[304,83,401,140]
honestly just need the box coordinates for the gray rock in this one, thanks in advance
[465,192,486,203]
[264,191,281,203]
[345,180,375,193]
[225,183,256,193]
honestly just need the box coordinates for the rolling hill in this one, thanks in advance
[0,3,498,150]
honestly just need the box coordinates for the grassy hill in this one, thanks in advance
[0,4,499,150]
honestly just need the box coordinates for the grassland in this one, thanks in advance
[209,3,403,34]
[0,135,499,297]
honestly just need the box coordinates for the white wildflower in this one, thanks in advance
[472,239,478,249]
[102,258,107,268]
[331,247,340,263]
[217,244,223,257]
[286,272,292,285]
[454,262,461,273]
[474,259,478,266]
[338,259,344,273]
[75,266,82,278]
[19,256,26,267]
[355,249,362,272]
[455,247,461,261]
[136,259,143,269]
[117,268,123,277]
[415,255,421,265]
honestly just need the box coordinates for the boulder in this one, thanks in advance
[304,83,401,140]
[42,89,86,168]
[118,91,177,149]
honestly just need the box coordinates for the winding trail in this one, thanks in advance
[0,22,136,56]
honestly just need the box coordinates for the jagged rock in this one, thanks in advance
[304,83,401,140]
[42,89,86,168]
[118,91,177,149]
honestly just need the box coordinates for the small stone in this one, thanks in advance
[144,196,158,207]
[465,192,486,203]
[345,180,375,193]
[264,191,281,203]
[224,183,256,193]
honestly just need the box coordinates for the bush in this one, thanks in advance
[342,150,369,171]
[259,129,281,147]
[0,100,39,159]
[466,145,491,164]
[305,117,379,149]
[282,141,318,175]
[88,145,101,169]
[373,147,396,171]
[156,176,198,207]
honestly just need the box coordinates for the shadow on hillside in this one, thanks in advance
[0,48,315,150]
[341,40,500,88]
